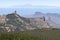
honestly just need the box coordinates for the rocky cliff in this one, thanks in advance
[0,11,50,32]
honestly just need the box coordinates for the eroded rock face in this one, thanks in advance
[29,17,50,28]
[0,11,50,32]
[0,15,6,24]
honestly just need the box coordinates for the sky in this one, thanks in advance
[0,0,60,8]
[0,0,60,15]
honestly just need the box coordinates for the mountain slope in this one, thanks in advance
[0,11,51,32]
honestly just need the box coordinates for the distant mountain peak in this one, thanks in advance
[34,12,43,15]
[11,10,17,14]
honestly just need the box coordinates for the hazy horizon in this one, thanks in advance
[0,0,60,8]
[0,0,60,16]
[0,8,60,16]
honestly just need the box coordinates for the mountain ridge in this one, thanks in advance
[0,11,51,32]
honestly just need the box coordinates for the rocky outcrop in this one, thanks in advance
[0,11,50,32]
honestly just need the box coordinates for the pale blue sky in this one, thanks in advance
[0,0,60,8]
[0,0,60,15]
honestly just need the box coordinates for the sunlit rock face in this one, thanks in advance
[0,11,53,32]
[0,15,6,23]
